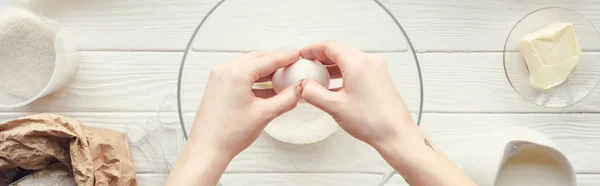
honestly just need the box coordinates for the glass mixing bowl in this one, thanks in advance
[177,0,423,185]
[504,7,600,108]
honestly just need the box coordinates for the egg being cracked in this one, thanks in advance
[266,58,337,145]
[272,59,330,93]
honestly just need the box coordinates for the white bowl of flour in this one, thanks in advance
[0,8,78,108]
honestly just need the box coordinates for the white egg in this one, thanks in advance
[272,59,330,93]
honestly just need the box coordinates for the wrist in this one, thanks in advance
[166,137,233,186]
[189,118,239,159]
[369,115,431,164]
[370,116,422,150]
[187,133,236,161]
[372,132,434,176]
[371,129,423,156]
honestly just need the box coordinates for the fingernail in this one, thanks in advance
[300,79,308,87]
[295,80,304,100]
[295,80,303,95]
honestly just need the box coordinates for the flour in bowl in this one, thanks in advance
[0,9,56,99]
[264,102,340,144]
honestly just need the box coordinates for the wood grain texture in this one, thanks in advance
[134,173,600,186]
[0,51,422,113]
[2,0,409,51]
[6,0,600,51]
[1,0,219,51]
[3,112,600,174]
[577,174,600,186]
[221,112,600,174]
[0,52,182,112]
[134,173,385,186]
[381,0,600,52]
[191,0,408,52]
[3,51,599,113]
[176,112,393,174]
[419,52,600,112]
[219,173,384,186]
[384,174,600,186]
[135,174,168,186]
[419,113,600,174]
[384,175,416,186]
[2,0,600,184]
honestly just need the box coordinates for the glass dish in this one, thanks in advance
[0,8,78,108]
[177,0,423,185]
[504,7,600,108]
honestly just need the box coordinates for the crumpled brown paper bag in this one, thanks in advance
[0,114,137,186]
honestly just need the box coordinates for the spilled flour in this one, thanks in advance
[0,9,56,99]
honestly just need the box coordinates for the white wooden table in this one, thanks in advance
[2,0,600,185]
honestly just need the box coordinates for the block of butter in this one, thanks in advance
[519,22,581,91]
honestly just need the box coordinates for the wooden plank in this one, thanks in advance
[2,112,600,174]
[381,0,600,52]
[383,174,600,186]
[4,51,600,113]
[135,174,168,186]
[3,51,600,113]
[419,113,600,174]
[191,0,408,52]
[134,173,169,186]
[134,173,384,186]
[2,51,599,113]
[1,0,219,51]
[2,0,408,51]
[21,172,597,186]
[0,52,183,112]
[134,173,600,186]
[4,0,600,51]
[383,174,413,186]
[219,173,384,186]
[0,51,422,113]
[419,52,600,112]
[186,112,600,174]
[578,174,600,186]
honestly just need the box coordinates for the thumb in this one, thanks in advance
[301,79,345,115]
[254,82,302,120]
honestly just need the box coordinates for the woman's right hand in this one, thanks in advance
[300,41,475,186]
[298,41,420,147]
[300,41,476,186]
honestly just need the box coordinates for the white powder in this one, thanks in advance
[264,102,340,144]
[0,9,56,99]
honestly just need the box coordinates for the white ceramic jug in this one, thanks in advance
[462,127,576,186]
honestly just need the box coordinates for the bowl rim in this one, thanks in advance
[176,0,424,184]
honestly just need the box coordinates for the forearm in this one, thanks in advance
[373,125,475,186]
[165,138,232,186]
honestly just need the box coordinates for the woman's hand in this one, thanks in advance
[299,41,475,186]
[166,51,302,186]
[299,41,418,146]
[190,50,303,157]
